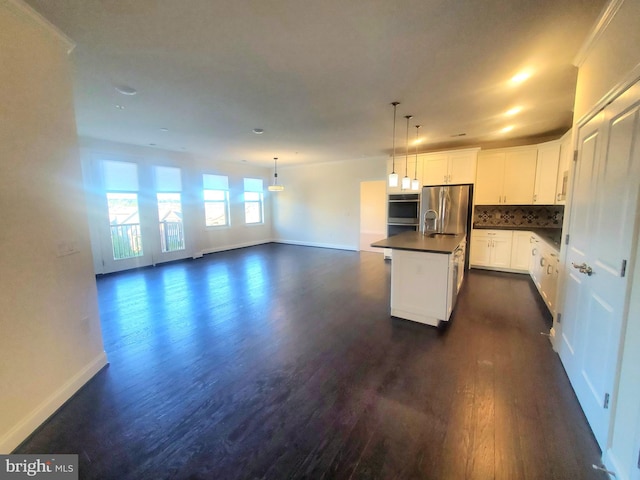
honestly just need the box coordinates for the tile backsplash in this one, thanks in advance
[473,205,564,228]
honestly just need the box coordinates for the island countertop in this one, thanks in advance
[371,231,465,254]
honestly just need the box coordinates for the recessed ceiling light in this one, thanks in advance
[505,106,522,116]
[510,71,531,84]
[501,125,514,133]
[115,85,137,96]
[160,128,169,132]
[149,143,156,146]
[252,128,264,134]
[115,104,125,110]
[450,133,467,137]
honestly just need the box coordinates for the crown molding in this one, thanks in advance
[1,0,75,54]
[573,0,624,67]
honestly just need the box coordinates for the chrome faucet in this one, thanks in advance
[423,210,438,234]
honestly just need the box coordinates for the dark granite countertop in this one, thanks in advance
[371,231,465,254]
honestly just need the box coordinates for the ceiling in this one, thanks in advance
[25,0,607,167]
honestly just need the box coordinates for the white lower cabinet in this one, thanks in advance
[470,230,513,269]
[391,249,454,326]
[471,229,542,273]
[510,231,532,272]
[528,235,559,314]
[472,229,560,314]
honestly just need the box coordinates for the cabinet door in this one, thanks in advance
[534,143,560,204]
[529,237,543,288]
[470,235,491,266]
[503,149,537,204]
[539,250,552,308]
[490,236,513,268]
[510,231,532,271]
[422,154,448,186]
[448,151,477,184]
[475,153,504,204]
[546,254,559,312]
[556,132,572,204]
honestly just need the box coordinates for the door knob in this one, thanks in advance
[572,262,593,276]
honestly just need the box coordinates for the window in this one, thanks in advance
[243,178,264,224]
[106,192,143,259]
[155,167,185,253]
[103,160,143,260]
[157,193,185,252]
[203,174,229,226]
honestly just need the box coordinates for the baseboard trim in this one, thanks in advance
[199,239,272,256]
[273,239,358,252]
[0,351,108,454]
[469,265,529,275]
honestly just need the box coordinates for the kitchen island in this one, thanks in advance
[371,231,466,327]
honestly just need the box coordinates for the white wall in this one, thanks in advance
[574,0,640,123]
[79,138,273,273]
[272,157,387,251]
[0,0,107,452]
[571,0,640,477]
[359,180,387,253]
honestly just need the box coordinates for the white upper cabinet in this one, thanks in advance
[448,150,478,184]
[503,149,538,204]
[534,141,561,204]
[421,148,479,186]
[475,152,504,204]
[422,153,448,185]
[475,146,537,204]
[555,130,573,204]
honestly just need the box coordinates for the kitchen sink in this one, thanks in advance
[425,232,458,238]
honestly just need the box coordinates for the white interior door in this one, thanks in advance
[560,81,640,450]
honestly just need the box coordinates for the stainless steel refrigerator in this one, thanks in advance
[420,184,472,236]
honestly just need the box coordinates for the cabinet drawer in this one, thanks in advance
[472,229,513,241]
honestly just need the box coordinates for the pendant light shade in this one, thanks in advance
[388,102,400,188]
[412,124,421,191]
[402,115,412,190]
[268,157,284,192]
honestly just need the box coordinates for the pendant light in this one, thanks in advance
[412,125,421,191]
[402,115,412,190]
[267,157,284,192]
[388,102,400,188]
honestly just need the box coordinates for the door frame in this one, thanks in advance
[556,79,640,453]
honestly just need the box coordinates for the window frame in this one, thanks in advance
[243,178,264,225]
[203,174,231,228]
[243,190,264,225]
[204,189,230,228]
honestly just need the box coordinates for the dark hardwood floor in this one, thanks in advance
[16,243,606,479]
